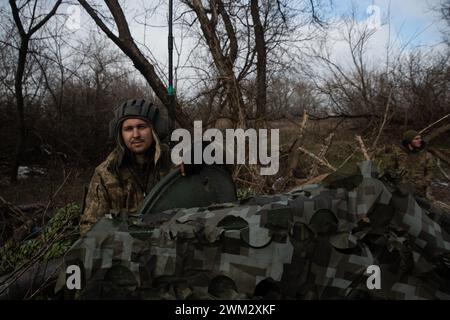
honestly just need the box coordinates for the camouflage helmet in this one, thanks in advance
[109,99,169,140]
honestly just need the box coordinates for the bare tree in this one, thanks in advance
[442,0,450,26]
[77,0,190,128]
[8,0,63,182]
[178,0,322,128]
[302,15,393,131]
[436,0,450,44]
[395,50,450,129]
[250,0,266,116]
[181,0,247,127]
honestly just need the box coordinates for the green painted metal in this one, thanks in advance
[139,165,237,215]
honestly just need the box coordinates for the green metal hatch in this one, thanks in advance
[138,165,237,215]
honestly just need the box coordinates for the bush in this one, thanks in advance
[0,203,80,276]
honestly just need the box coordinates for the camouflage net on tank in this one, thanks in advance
[55,162,450,300]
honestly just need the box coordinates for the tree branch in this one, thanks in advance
[9,0,27,37]
[104,0,133,42]
[78,0,121,44]
[29,0,63,36]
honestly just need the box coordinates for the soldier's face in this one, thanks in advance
[121,118,154,154]
[410,135,422,148]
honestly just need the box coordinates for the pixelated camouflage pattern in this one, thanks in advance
[57,161,450,300]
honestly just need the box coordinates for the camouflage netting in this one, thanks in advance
[54,161,450,300]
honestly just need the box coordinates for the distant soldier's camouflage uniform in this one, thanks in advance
[56,161,450,300]
[79,99,172,235]
[387,130,434,200]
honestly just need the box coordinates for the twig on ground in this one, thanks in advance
[436,159,450,182]
[336,150,357,170]
[355,135,370,161]
[310,132,335,177]
[298,147,336,171]
[300,110,308,134]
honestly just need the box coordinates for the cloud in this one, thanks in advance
[302,0,448,73]
[331,0,447,47]
[313,19,393,72]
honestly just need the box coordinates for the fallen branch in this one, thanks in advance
[310,132,335,177]
[423,123,450,143]
[297,173,330,186]
[434,201,450,212]
[336,150,357,170]
[436,159,450,182]
[355,135,370,161]
[420,114,450,135]
[283,110,309,136]
[287,110,309,153]
[298,147,336,171]
[300,110,309,134]
[428,147,450,167]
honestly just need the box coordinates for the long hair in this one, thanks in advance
[109,120,157,182]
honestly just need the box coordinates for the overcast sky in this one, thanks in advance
[330,0,446,45]
[118,0,448,89]
[118,0,448,64]
[3,0,446,91]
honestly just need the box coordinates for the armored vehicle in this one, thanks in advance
[1,161,450,300]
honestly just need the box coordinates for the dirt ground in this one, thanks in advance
[0,165,93,210]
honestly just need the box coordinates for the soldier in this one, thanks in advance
[79,99,172,235]
[391,129,434,200]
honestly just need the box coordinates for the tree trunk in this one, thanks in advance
[78,0,190,129]
[188,0,246,128]
[250,0,267,118]
[11,40,29,183]
[9,0,63,182]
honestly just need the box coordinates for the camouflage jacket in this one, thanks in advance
[387,144,434,199]
[79,141,172,235]
[57,161,450,300]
